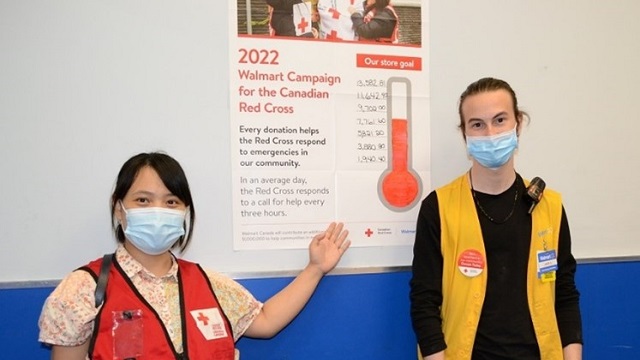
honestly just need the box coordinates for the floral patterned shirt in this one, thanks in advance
[38,245,262,359]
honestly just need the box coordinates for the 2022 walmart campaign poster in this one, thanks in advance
[229,0,430,250]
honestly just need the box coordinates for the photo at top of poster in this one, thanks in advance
[237,0,422,46]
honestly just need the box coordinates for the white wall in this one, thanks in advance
[1,0,639,282]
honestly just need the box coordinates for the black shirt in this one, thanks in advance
[410,173,582,358]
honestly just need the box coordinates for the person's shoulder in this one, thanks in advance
[78,254,114,276]
[416,190,439,216]
[201,268,240,287]
[66,267,97,283]
[423,189,438,204]
[435,173,467,192]
[542,187,562,203]
[520,174,562,199]
[48,267,97,302]
[84,256,104,267]
[380,7,398,19]
[424,174,468,210]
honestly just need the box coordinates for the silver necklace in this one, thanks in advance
[469,171,518,224]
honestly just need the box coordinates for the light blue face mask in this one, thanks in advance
[466,127,518,169]
[121,203,186,255]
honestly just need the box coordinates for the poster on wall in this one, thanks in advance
[229,0,430,250]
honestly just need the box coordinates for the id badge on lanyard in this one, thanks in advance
[112,309,144,360]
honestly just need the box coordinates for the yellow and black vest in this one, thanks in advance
[436,174,563,359]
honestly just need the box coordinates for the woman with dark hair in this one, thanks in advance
[348,0,399,43]
[38,152,350,359]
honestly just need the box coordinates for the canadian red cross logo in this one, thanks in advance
[365,228,373,237]
[191,308,228,340]
[197,312,209,325]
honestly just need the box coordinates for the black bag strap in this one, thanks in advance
[94,253,113,308]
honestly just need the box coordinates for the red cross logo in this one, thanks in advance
[328,7,341,19]
[197,312,209,325]
[365,228,373,237]
[297,17,309,33]
[326,30,342,40]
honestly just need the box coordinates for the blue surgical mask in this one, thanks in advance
[466,126,518,169]
[121,203,186,255]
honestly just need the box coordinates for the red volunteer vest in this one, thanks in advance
[81,255,235,360]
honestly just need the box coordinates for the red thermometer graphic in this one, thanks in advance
[378,77,422,211]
